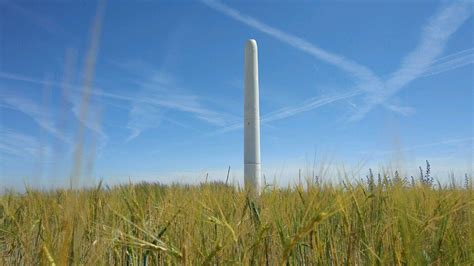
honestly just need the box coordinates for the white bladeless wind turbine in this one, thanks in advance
[244,39,261,194]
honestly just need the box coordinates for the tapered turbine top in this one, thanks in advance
[244,39,261,194]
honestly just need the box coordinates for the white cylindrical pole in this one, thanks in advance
[244,39,261,193]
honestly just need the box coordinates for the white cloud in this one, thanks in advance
[262,90,362,123]
[0,128,51,158]
[2,1,72,38]
[0,71,53,84]
[201,0,382,92]
[350,2,472,121]
[106,65,240,141]
[420,47,474,77]
[216,90,362,134]
[1,1,472,139]
[0,92,69,143]
[385,103,416,117]
[203,0,472,125]
[126,102,163,141]
[0,64,108,144]
[66,89,107,138]
[0,69,238,141]
[361,136,473,156]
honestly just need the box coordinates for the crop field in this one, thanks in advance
[1,0,473,265]
[1,169,473,265]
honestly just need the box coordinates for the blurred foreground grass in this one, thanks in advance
[1,173,473,265]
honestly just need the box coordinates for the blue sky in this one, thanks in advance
[0,0,473,189]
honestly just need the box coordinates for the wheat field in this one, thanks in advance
[1,170,473,265]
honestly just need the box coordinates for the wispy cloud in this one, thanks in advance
[216,90,362,134]
[0,69,238,141]
[126,104,163,141]
[2,0,472,141]
[0,71,54,84]
[0,70,108,143]
[1,0,73,40]
[350,2,472,121]
[361,136,474,156]
[121,70,239,141]
[202,0,385,133]
[385,103,416,117]
[66,89,107,138]
[203,0,472,126]
[123,72,169,141]
[0,128,51,158]
[420,47,474,78]
[0,92,69,143]
[262,90,362,123]
[201,0,382,92]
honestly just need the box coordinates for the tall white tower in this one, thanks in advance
[244,39,261,193]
